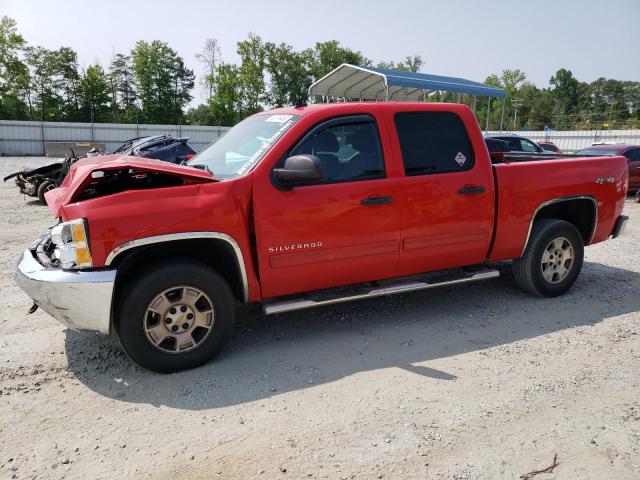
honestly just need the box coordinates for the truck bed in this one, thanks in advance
[488,154,628,261]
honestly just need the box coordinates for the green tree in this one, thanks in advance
[515,82,539,130]
[264,41,312,106]
[306,40,371,80]
[185,103,212,126]
[475,70,529,130]
[500,69,526,98]
[23,45,83,121]
[131,40,194,124]
[80,64,111,122]
[237,33,266,116]
[25,46,62,120]
[209,62,242,126]
[54,47,82,120]
[527,89,554,130]
[587,78,631,128]
[621,81,640,128]
[500,69,528,130]
[109,53,138,122]
[0,16,30,119]
[549,68,588,128]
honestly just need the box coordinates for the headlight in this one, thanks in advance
[50,219,92,269]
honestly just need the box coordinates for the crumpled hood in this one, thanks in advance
[44,154,214,217]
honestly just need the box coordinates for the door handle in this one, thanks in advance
[360,196,393,206]
[458,185,485,195]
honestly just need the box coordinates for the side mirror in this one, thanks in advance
[274,154,323,186]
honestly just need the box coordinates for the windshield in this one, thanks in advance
[576,148,621,156]
[188,113,299,179]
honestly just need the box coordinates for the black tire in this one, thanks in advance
[37,180,55,205]
[512,219,584,297]
[116,260,235,373]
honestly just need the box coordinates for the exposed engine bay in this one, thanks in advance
[74,168,195,202]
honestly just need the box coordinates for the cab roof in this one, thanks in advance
[259,101,473,118]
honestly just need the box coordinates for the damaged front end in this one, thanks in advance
[45,155,216,218]
[15,155,217,334]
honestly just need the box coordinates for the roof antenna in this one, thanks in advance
[294,98,308,108]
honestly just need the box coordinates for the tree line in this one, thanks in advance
[1,16,638,130]
[476,68,640,131]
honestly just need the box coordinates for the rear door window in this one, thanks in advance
[394,112,474,175]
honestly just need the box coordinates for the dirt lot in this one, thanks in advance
[0,156,639,480]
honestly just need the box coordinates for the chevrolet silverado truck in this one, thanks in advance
[15,102,629,373]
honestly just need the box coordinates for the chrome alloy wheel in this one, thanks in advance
[143,286,215,353]
[541,237,574,284]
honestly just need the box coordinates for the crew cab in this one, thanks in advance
[15,102,629,372]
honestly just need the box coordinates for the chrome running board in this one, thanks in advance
[263,269,500,315]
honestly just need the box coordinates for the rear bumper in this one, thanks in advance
[611,215,629,239]
[15,247,115,334]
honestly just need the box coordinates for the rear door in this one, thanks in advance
[253,114,402,298]
[388,109,495,275]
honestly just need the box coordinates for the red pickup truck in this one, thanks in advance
[16,102,629,372]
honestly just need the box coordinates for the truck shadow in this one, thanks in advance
[65,261,640,410]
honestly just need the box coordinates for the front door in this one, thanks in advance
[388,110,495,275]
[253,115,401,298]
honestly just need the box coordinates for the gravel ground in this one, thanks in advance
[0,156,639,480]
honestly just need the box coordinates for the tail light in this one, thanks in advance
[184,153,195,160]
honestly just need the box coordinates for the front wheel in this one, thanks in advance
[116,261,235,373]
[512,219,584,297]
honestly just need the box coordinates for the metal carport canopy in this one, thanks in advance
[308,64,506,101]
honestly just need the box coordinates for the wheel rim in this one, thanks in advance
[143,286,215,354]
[44,183,54,193]
[541,236,574,284]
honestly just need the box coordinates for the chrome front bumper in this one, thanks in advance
[15,248,116,334]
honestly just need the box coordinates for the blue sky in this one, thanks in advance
[3,0,639,105]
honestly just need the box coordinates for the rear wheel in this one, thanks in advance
[512,219,584,297]
[116,260,235,372]
[37,180,55,205]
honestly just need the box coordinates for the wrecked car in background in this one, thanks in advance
[3,135,197,204]
[3,153,80,204]
[110,135,197,165]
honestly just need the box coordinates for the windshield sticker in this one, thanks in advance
[236,119,295,175]
[265,114,293,123]
[455,152,467,166]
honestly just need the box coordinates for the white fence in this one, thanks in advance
[488,129,640,152]
[0,120,230,156]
